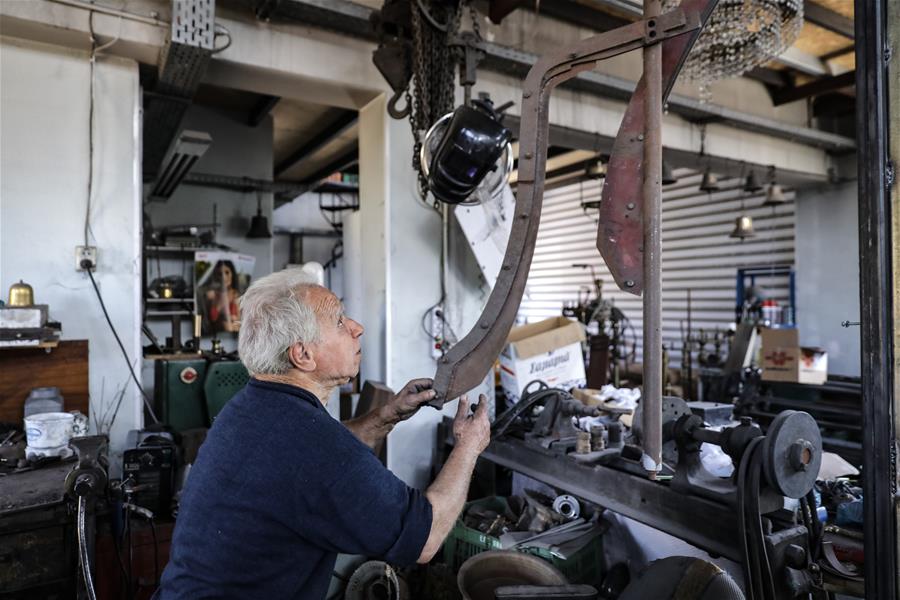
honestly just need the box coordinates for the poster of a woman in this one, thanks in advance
[195,252,256,335]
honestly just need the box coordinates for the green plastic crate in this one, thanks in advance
[442,496,604,585]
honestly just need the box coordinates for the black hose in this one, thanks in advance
[77,496,98,600]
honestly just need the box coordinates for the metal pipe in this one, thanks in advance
[46,0,168,27]
[640,0,663,479]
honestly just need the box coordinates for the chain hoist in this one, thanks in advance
[373,1,487,202]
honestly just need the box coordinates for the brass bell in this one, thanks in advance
[763,183,788,206]
[744,170,763,193]
[730,215,756,240]
[8,280,34,306]
[585,159,606,180]
[699,166,719,192]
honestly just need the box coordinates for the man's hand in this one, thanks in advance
[381,378,436,425]
[418,393,491,563]
[452,394,491,454]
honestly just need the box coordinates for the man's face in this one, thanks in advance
[304,286,364,385]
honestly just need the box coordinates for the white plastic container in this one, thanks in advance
[24,412,74,449]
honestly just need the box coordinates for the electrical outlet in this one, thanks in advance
[75,246,98,271]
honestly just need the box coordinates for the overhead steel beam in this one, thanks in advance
[298,147,359,186]
[772,70,855,105]
[482,41,855,152]
[513,0,836,73]
[805,1,855,38]
[501,114,830,186]
[819,44,856,62]
[745,66,792,88]
[248,94,281,127]
[274,110,358,177]
[776,46,829,76]
[253,0,854,153]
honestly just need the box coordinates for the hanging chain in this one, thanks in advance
[408,0,467,203]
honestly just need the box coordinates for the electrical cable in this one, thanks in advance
[415,0,449,32]
[150,518,160,587]
[211,23,232,54]
[77,496,99,600]
[85,267,160,423]
[85,11,96,248]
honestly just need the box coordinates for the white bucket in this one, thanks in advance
[24,412,74,449]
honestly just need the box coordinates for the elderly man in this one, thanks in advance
[157,269,490,599]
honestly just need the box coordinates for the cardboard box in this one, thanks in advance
[499,317,586,403]
[760,328,828,385]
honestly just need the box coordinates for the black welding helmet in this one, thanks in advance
[424,100,512,204]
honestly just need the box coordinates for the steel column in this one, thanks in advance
[640,0,663,477]
[855,0,898,598]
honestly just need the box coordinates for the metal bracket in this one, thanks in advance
[430,4,712,406]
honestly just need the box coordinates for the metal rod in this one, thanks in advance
[641,0,663,479]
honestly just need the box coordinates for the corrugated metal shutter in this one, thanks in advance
[519,169,796,366]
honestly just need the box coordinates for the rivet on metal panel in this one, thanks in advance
[625,280,635,288]
[502,265,512,271]
[627,202,636,210]
[637,134,644,141]
[523,91,532,98]
[519,214,529,220]
[481,323,490,329]
[525,152,534,159]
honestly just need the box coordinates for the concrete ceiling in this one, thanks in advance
[193,84,358,185]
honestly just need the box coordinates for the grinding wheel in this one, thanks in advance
[762,410,822,499]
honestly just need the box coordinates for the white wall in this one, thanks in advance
[795,180,861,377]
[272,192,345,299]
[0,37,143,461]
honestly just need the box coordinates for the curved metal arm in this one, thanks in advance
[431,8,703,406]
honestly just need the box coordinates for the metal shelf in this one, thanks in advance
[146,297,196,304]
[145,310,194,317]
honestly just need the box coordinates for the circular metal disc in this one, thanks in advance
[763,410,822,498]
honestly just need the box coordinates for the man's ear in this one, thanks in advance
[287,342,317,372]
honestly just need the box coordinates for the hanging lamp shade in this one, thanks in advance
[744,170,763,193]
[730,215,756,239]
[699,166,719,192]
[246,197,272,238]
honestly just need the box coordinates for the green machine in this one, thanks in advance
[153,357,250,431]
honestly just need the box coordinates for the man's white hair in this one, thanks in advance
[238,268,323,375]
